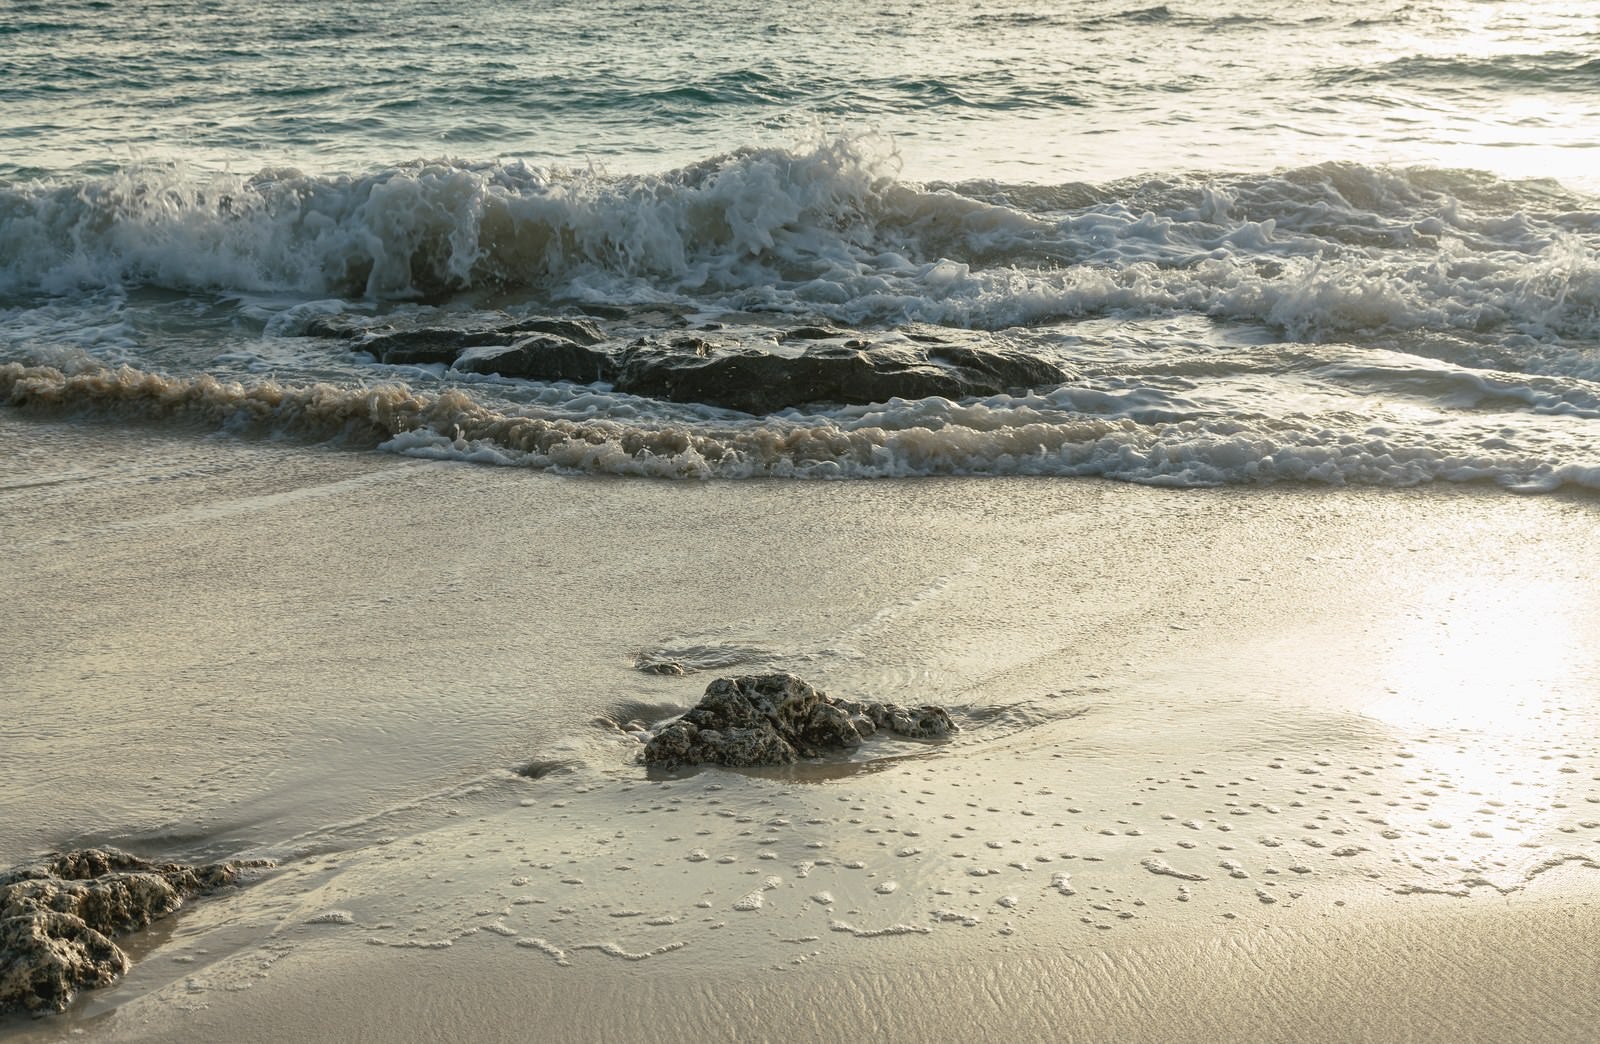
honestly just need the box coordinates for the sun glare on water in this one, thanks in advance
[1367,575,1579,736]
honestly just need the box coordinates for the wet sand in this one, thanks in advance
[4,417,1600,1042]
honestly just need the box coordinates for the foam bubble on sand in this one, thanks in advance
[1141,858,1208,882]
[933,910,982,927]
[574,941,687,961]
[1050,872,1075,896]
[829,920,932,938]
[875,881,899,895]
[1393,883,1477,898]
[304,910,356,925]
[811,891,835,905]
[1525,854,1600,879]
[1401,854,1600,897]
[516,937,570,965]
[686,849,709,862]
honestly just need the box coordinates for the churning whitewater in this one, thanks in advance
[2,0,1598,490]
[3,140,1598,489]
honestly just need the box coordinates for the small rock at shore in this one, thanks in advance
[0,848,266,1016]
[642,673,956,769]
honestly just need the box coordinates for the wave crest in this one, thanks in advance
[2,141,1596,346]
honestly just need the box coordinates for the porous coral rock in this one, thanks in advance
[0,848,264,1016]
[642,673,955,769]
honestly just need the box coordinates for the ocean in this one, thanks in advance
[3,0,1598,489]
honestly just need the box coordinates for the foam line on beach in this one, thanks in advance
[6,361,1600,490]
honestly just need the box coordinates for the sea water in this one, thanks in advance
[3,0,1598,490]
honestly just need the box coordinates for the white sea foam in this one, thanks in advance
[3,142,1596,347]
[6,361,1596,491]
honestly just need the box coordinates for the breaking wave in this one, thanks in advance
[3,139,1598,345]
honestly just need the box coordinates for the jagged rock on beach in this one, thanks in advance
[642,673,956,769]
[0,848,266,1017]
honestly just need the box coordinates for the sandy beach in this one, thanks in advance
[4,416,1599,1041]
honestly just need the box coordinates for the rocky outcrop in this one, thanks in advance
[1,849,265,1016]
[642,673,956,769]
[617,338,1065,415]
[307,315,605,367]
[303,314,1069,414]
[454,336,620,383]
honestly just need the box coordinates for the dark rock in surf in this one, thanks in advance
[455,335,622,383]
[308,315,607,367]
[0,848,267,1016]
[354,326,522,366]
[617,340,1066,414]
[779,325,853,341]
[308,310,1069,413]
[924,342,1067,391]
[641,673,956,770]
[499,317,606,346]
[301,315,371,341]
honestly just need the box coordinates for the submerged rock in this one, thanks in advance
[0,848,265,1016]
[454,335,621,383]
[311,314,607,367]
[303,313,1070,413]
[642,673,956,769]
[616,339,1066,415]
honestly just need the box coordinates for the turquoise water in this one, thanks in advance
[2,0,1598,487]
